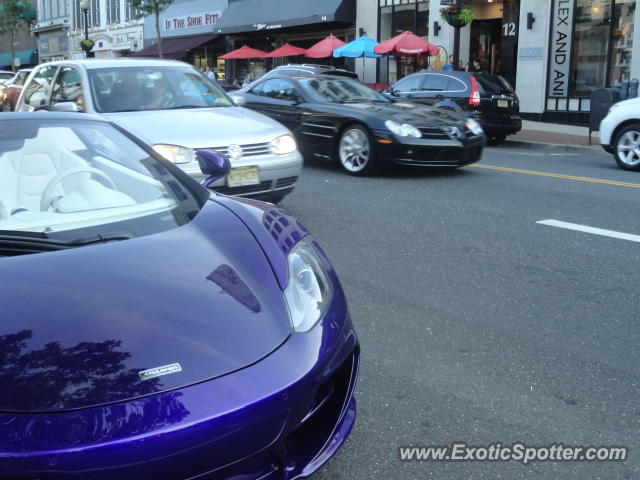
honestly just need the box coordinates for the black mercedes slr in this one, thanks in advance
[232,74,486,175]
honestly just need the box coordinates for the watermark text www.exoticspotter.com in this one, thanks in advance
[398,442,628,465]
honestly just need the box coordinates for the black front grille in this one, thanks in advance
[205,142,271,158]
[418,126,449,140]
[436,146,483,163]
[275,176,298,189]
[212,180,272,196]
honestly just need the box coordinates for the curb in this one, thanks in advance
[499,140,608,156]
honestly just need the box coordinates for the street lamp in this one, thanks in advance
[79,0,94,58]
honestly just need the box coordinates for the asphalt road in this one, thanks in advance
[279,145,640,480]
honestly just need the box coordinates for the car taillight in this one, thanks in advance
[469,75,481,106]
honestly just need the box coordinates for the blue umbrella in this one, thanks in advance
[333,36,382,59]
[333,36,384,85]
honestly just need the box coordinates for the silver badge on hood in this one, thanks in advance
[138,363,182,381]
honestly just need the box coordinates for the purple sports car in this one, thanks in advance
[0,113,359,479]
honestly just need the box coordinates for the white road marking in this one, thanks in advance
[537,219,640,243]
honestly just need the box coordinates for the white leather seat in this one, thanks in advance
[0,133,89,214]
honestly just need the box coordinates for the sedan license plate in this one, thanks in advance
[227,167,260,187]
[497,99,509,108]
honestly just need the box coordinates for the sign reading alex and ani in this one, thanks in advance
[164,11,222,31]
[548,0,575,97]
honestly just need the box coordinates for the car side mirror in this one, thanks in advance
[232,95,247,106]
[196,150,231,188]
[49,102,83,113]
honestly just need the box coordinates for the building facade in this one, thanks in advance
[136,0,227,69]
[31,0,143,61]
[357,0,640,125]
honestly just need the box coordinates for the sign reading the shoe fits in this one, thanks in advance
[164,11,222,31]
[548,0,574,97]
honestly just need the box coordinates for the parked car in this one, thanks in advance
[0,68,32,112]
[0,71,14,84]
[16,59,301,203]
[232,74,485,175]
[259,64,359,81]
[599,97,640,171]
[384,71,522,145]
[0,112,359,480]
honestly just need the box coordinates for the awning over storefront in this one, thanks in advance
[131,34,218,58]
[214,0,355,34]
[0,49,38,67]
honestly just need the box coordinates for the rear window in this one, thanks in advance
[474,74,514,94]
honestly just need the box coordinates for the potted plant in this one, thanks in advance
[80,38,95,54]
[440,4,475,28]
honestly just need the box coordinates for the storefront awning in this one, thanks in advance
[131,34,218,58]
[215,0,355,34]
[0,49,38,67]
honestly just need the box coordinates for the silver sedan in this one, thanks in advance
[15,59,302,202]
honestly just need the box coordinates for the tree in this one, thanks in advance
[129,0,174,59]
[0,0,33,71]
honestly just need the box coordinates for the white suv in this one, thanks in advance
[600,97,640,171]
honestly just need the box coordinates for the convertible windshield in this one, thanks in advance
[0,118,203,246]
[299,77,391,104]
[89,66,233,113]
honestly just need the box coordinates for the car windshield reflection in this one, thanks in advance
[88,67,234,113]
[299,77,391,104]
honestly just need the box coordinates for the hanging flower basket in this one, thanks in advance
[440,5,475,28]
[80,39,95,53]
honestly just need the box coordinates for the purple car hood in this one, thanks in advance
[0,201,292,413]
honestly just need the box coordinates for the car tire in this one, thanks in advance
[488,135,506,146]
[612,123,640,171]
[337,125,376,176]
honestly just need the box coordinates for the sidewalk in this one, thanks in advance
[505,120,606,154]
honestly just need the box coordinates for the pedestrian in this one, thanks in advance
[443,55,454,71]
[471,60,484,73]
[207,67,217,82]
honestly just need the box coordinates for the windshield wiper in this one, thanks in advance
[164,105,226,110]
[0,232,131,256]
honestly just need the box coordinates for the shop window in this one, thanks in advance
[609,0,635,87]
[569,0,613,97]
[378,1,430,84]
[417,2,429,37]
[395,4,416,35]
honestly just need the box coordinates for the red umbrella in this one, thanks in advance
[267,43,307,58]
[220,45,269,59]
[306,34,346,58]
[374,31,439,56]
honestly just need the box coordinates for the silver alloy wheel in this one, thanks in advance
[616,130,640,167]
[339,128,371,172]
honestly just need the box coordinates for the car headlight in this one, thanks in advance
[152,144,196,164]
[284,239,333,332]
[385,120,422,138]
[465,118,484,136]
[270,134,297,155]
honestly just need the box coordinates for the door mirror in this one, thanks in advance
[196,150,231,188]
[232,95,247,106]
[49,102,83,113]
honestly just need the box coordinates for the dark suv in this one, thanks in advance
[385,71,522,144]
